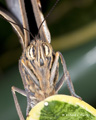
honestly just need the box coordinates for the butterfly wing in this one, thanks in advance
[5,0,23,25]
[5,0,30,48]
[31,0,51,43]
[0,7,25,48]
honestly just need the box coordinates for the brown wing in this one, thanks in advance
[0,7,24,48]
[5,0,30,48]
[31,0,51,43]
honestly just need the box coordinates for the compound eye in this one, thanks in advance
[44,45,49,56]
[26,45,36,59]
[43,43,52,56]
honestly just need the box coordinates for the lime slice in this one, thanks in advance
[26,95,96,120]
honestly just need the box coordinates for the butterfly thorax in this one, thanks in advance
[20,39,59,102]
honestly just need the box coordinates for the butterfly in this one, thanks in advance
[0,0,81,120]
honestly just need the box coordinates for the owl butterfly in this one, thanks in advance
[0,0,81,120]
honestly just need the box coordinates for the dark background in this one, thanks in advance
[0,0,96,120]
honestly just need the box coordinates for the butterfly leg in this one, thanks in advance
[19,59,39,116]
[50,52,60,85]
[11,86,27,120]
[55,52,81,99]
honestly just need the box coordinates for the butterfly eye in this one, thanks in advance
[26,45,36,59]
[43,43,52,56]
[44,45,49,56]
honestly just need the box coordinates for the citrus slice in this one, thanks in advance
[26,95,96,120]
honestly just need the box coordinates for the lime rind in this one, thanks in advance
[45,95,96,116]
[40,100,96,120]
[27,95,96,120]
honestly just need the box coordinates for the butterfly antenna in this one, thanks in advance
[37,0,60,36]
[0,16,35,40]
